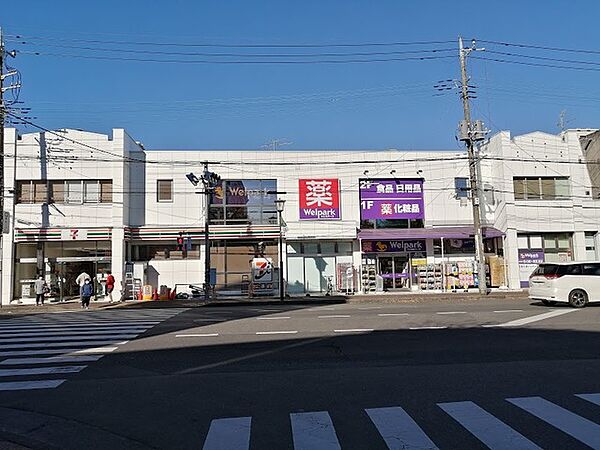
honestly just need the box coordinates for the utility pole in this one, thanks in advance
[1,27,5,243]
[458,36,488,294]
[200,162,221,302]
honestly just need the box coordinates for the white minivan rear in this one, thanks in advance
[529,262,600,307]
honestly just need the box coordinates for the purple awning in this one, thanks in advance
[358,226,505,240]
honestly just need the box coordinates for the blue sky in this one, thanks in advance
[4,1,600,150]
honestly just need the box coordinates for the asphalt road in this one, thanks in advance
[1,298,600,449]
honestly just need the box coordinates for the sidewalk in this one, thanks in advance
[0,290,529,315]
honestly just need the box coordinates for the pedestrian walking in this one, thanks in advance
[34,275,47,306]
[106,271,116,303]
[81,278,93,309]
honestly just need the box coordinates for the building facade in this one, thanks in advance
[2,126,600,304]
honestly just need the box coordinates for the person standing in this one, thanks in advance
[80,278,93,309]
[75,270,90,302]
[34,275,47,306]
[106,271,115,303]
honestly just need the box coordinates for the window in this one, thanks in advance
[17,180,112,204]
[585,232,597,261]
[16,181,47,204]
[583,263,600,276]
[513,177,570,200]
[157,180,173,202]
[518,233,573,262]
[209,179,277,225]
[455,177,469,198]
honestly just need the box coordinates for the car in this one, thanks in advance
[528,262,600,308]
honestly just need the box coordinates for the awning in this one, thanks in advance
[358,226,505,241]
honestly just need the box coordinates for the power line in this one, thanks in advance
[16,50,456,65]
[472,55,600,73]
[7,33,455,49]
[477,39,600,56]
[484,50,600,68]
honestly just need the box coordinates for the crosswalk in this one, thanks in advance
[201,393,600,449]
[0,308,186,391]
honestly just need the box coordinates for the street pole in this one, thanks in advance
[0,28,5,306]
[278,213,284,302]
[202,161,211,302]
[458,36,487,294]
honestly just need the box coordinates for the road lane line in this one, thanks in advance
[255,331,298,335]
[508,396,600,448]
[0,380,66,391]
[493,310,524,313]
[495,309,576,327]
[409,326,448,330]
[439,401,541,450]
[377,313,410,317]
[366,406,439,450]
[333,328,374,333]
[358,306,383,310]
[318,315,351,319]
[175,333,219,338]
[436,311,467,315]
[71,346,118,354]
[202,417,251,450]
[290,411,341,450]
[177,337,326,374]
[256,316,291,320]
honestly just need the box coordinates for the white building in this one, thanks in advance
[2,126,600,304]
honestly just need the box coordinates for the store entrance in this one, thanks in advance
[377,255,411,290]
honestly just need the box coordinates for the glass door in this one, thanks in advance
[378,256,395,290]
[394,256,411,290]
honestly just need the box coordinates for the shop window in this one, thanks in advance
[287,243,302,254]
[361,218,424,229]
[157,180,173,202]
[513,177,570,200]
[337,242,353,253]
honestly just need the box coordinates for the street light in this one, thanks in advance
[274,198,286,302]
[186,164,221,302]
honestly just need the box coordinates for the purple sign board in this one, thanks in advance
[518,249,544,264]
[359,179,425,220]
[362,239,426,253]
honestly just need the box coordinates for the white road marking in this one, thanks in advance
[508,396,600,449]
[409,326,448,330]
[0,355,103,365]
[439,401,541,450]
[358,306,383,310]
[318,315,351,319]
[256,316,291,320]
[0,322,160,330]
[1,339,128,350]
[495,309,576,327]
[0,334,138,343]
[366,406,439,450]
[436,311,467,315]
[202,416,251,450]
[2,329,148,338]
[378,313,410,317]
[333,328,374,333]
[576,393,600,406]
[0,380,66,391]
[290,411,341,450]
[175,333,219,338]
[493,310,524,313]
[255,331,298,335]
[0,366,87,377]
[72,346,118,354]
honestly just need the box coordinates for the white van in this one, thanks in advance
[528,262,600,308]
